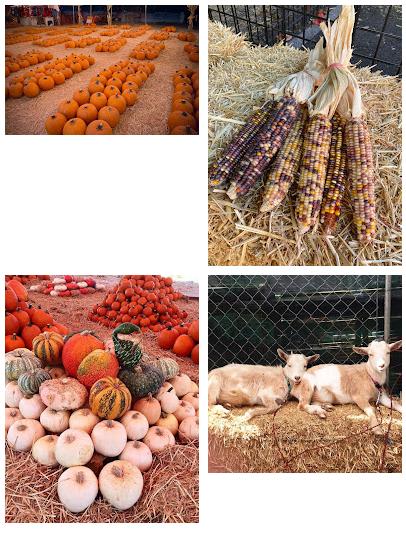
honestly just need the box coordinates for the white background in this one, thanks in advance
[2,0,406,538]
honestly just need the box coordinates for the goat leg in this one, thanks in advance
[378,392,402,414]
[353,396,384,435]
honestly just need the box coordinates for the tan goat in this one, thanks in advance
[290,340,402,434]
[208,349,319,421]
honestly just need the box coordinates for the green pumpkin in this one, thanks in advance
[18,368,52,396]
[5,348,42,381]
[151,357,180,380]
[113,323,143,370]
[119,363,164,400]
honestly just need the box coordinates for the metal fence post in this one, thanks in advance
[384,275,392,385]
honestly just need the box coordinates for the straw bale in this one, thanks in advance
[208,402,402,473]
[208,22,402,266]
[6,442,198,523]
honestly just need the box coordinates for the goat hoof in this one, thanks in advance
[321,404,334,411]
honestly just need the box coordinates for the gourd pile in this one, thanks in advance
[169,68,199,135]
[209,6,375,243]
[88,275,186,331]
[29,276,106,297]
[5,49,53,77]
[158,320,199,364]
[6,53,94,100]
[5,320,199,514]
[5,280,69,352]
[45,58,154,135]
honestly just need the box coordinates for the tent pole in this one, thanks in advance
[72,5,74,24]
[145,5,147,24]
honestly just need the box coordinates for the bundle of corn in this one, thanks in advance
[208,402,401,473]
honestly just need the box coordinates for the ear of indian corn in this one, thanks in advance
[295,114,332,233]
[320,114,347,234]
[228,96,301,199]
[208,104,274,189]
[345,118,376,242]
[260,106,307,212]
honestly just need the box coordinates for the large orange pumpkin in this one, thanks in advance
[86,120,113,135]
[5,312,19,335]
[98,106,120,128]
[5,333,25,353]
[7,279,28,301]
[172,335,195,357]
[188,320,199,342]
[31,308,53,328]
[12,308,30,329]
[5,286,18,312]
[45,112,67,135]
[58,99,79,119]
[168,111,196,132]
[21,322,42,349]
[63,117,87,135]
[62,330,105,376]
[157,326,179,350]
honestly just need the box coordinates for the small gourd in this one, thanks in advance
[18,368,51,396]
[5,348,42,381]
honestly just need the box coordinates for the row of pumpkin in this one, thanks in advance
[168,67,199,135]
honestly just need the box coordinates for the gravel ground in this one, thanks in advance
[5,25,199,135]
[26,275,199,381]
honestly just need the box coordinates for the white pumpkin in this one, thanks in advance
[173,400,196,423]
[77,282,88,288]
[5,381,24,408]
[178,416,199,442]
[39,377,88,411]
[99,460,143,510]
[168,374,193,397]
[19,394,46,419]
[52,277,66,284]
[91,420,127,457]
[32,434,59,467]
[50,291,59,297]
[155,413,178,435]
[40,408,70,433]
[55,428,94,467]
[58,466,98,513]
[5,407,23,433]
[120,411,149,441]
[7,419,45,452]
[69,408,100,434]
[143,426,175,454]
[119,441,153,472]
[182,392,199,411]
[54,284,67,292]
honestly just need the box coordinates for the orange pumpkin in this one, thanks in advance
[32,331,64,366]
[172,335,195,357]
[107,77,122,90]
[73,88,90,105]
[58,99,79,119]
[7,279,28,301]
[5,286,18,312]
[5,333,25,353]
[52,71,65,85]
[90,92,108,110]
[104,85,120,99]
[45,113,67,135]
[191,344,199,364]
[188,320,199,342]
[168,111,196,132]
[171,125,197,135]
[5,312,19,336]
[98,106,120,128]
[23,81,40,98]
[86,120,113,135]
[12,308,30,329]
[88,79,105,95]
[77,103,98,124]
[31,308,53,328]
[21,322,42,349]
[107,94,126,114]
[62,117,87,135]
[62,331,105,376]
[38,76,55,91]
[8,82,23,98]
[157,326,179,350]
[121,89,138,106]
[172,99,194,115]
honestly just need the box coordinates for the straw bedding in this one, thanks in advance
[208,22,402,266]
[6,442,199,523]
[208,401,402,473]
[5,25,198,135]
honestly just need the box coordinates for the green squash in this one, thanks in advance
[119,363,164,400]
[18,368,52,396]
[5,348,42,381]
[151,357,180,380]
[113,323,143,370]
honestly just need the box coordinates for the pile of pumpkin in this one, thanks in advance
[177,32,196,42]
[5,323,199,513]
[151,31,171,41]
[158,320,199,364]
[129,40,164,60]
[88,275,186,331]
[184,42,199,63]
[95,37,127,53]
[35,35,74,47]
[161,26,177,33]
[6,53,94,100]
[121,25,151,38]
[6,28,46,45]
[5,49,53,77]
[29,276,105,297]
[168,68,199,135]
[5,279,69,352]
[6,275,50,285]
[65,37,101,49]
[99,28,121,37]
[45,58,154,135]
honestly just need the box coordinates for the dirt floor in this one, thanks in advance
[26,275,199,381]
[5,25,198,135]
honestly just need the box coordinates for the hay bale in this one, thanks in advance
[208,402,402,473]
[5,443,198,523]
[208,21,402,266]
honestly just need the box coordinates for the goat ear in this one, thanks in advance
[353,346,369,355]
[306,353,319,363]
[277,348,289,362]
[389,340,402,352]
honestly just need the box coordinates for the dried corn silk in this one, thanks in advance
[260,106,307,212]
[320,114,347,234]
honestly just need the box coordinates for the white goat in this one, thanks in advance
[208,349,319,421]
[290,340,402,434]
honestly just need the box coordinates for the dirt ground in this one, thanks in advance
[26,275,199,381]
[5,25,198,135]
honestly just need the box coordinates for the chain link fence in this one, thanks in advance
[208,5,402,75]
[208,275,402,394]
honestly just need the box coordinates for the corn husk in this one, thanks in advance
[308,5,355,118]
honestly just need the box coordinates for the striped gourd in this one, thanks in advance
[228,96,301,199]
[112,323,143,370]
[209,104,274,189]
[89,376,132,420]
[345,117,376,242]
[295,114,332,233]
[5,348,42,381]
[32,332,64,366]
[260,106,307,212]
[119,363,164,401]
[151,357,180,380]
[320,113,347,234]
[18,368,51,396]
